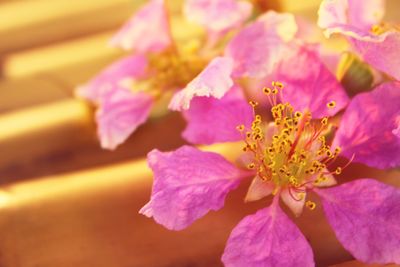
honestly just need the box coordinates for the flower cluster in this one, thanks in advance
[77,0,400,266]
[76,0,252,149]
[142,82,400,266]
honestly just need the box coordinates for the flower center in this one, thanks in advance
[371,22,400,35]
[237,82,352,204]
[148,48,208,92]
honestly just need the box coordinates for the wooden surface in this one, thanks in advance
[0,1,399,267]
[0,144,399,267]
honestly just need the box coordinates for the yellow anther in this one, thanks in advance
[268,161,276,168]
[249,100,258,107]
[272,81,284,88]
[255,115,262,121]
[306,201,316,210]
[263,87,272,95]
[297,193,306,200]
[272,88,279,94]
[327,101,336,109]
[236,125,245,131]
[247,163,255,169]
[321,117,328,125]
[313,178,321,185]
[335,167,342,175]
[289,176,297,184]
[334,147,342,154]
[294,111,302,118]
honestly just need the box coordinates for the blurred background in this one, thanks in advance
[0,1,399,267]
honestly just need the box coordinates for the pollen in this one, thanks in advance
[239,82,352,210]
[327,101,336,109]
[305,201,316,210]
[147,51,207,94]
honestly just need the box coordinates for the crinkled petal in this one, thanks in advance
[140,146,249,230]
[245,177,274,202]
[275,44,349,118]
[316,179,400,264]
[168,57,234,111]
[280,188,306,217]
[347,0,385,30]
[351,31,400,81]
[225,11,297,78]
[332,82,400,169]
[182,85,253,145]
[76,55,148,103]
[110,0,172,53]
[318,0,385,37]
[222,199,314,267]
[96,89,153,150]
[184,0,252,34]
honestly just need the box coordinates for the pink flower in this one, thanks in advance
[77,0,252,150]
[318,0,400,80]
[110,0,172,53]
[172,20,348,144]
[184,0,252,44]
[141,83,400,266]
[332,81,400,169]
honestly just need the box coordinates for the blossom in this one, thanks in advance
[76,0,252,150]
[171,11,349,145]
[141,83,400,266]
[318,0,400,81]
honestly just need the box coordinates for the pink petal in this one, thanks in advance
[110,0,172,53]
[316,179,400,264]
[275,44,349,118]
[182,85,253,145]
[318,0,385,37]
[168,57,234,111]
[347,0,385,30]
[332,82,400,169]
[225,11,297,78]
[96,89,153,150]
[76,55,148,103]
[393,119,400,137]
[351,31,400,81]
[184,0,252,34]
[140,146,249,230]
[280,188,306,217]
[222,199,314,267]
[245,177,274,202]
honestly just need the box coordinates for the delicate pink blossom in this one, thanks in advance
[318,0,400,80]
[172,11,348,145]
[78,0,253,149]
[142,83,400,266]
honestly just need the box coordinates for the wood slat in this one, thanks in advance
[0,97,186,184]
[0,76,69,113]
[3,31,121,79]
[0,0,144,55]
